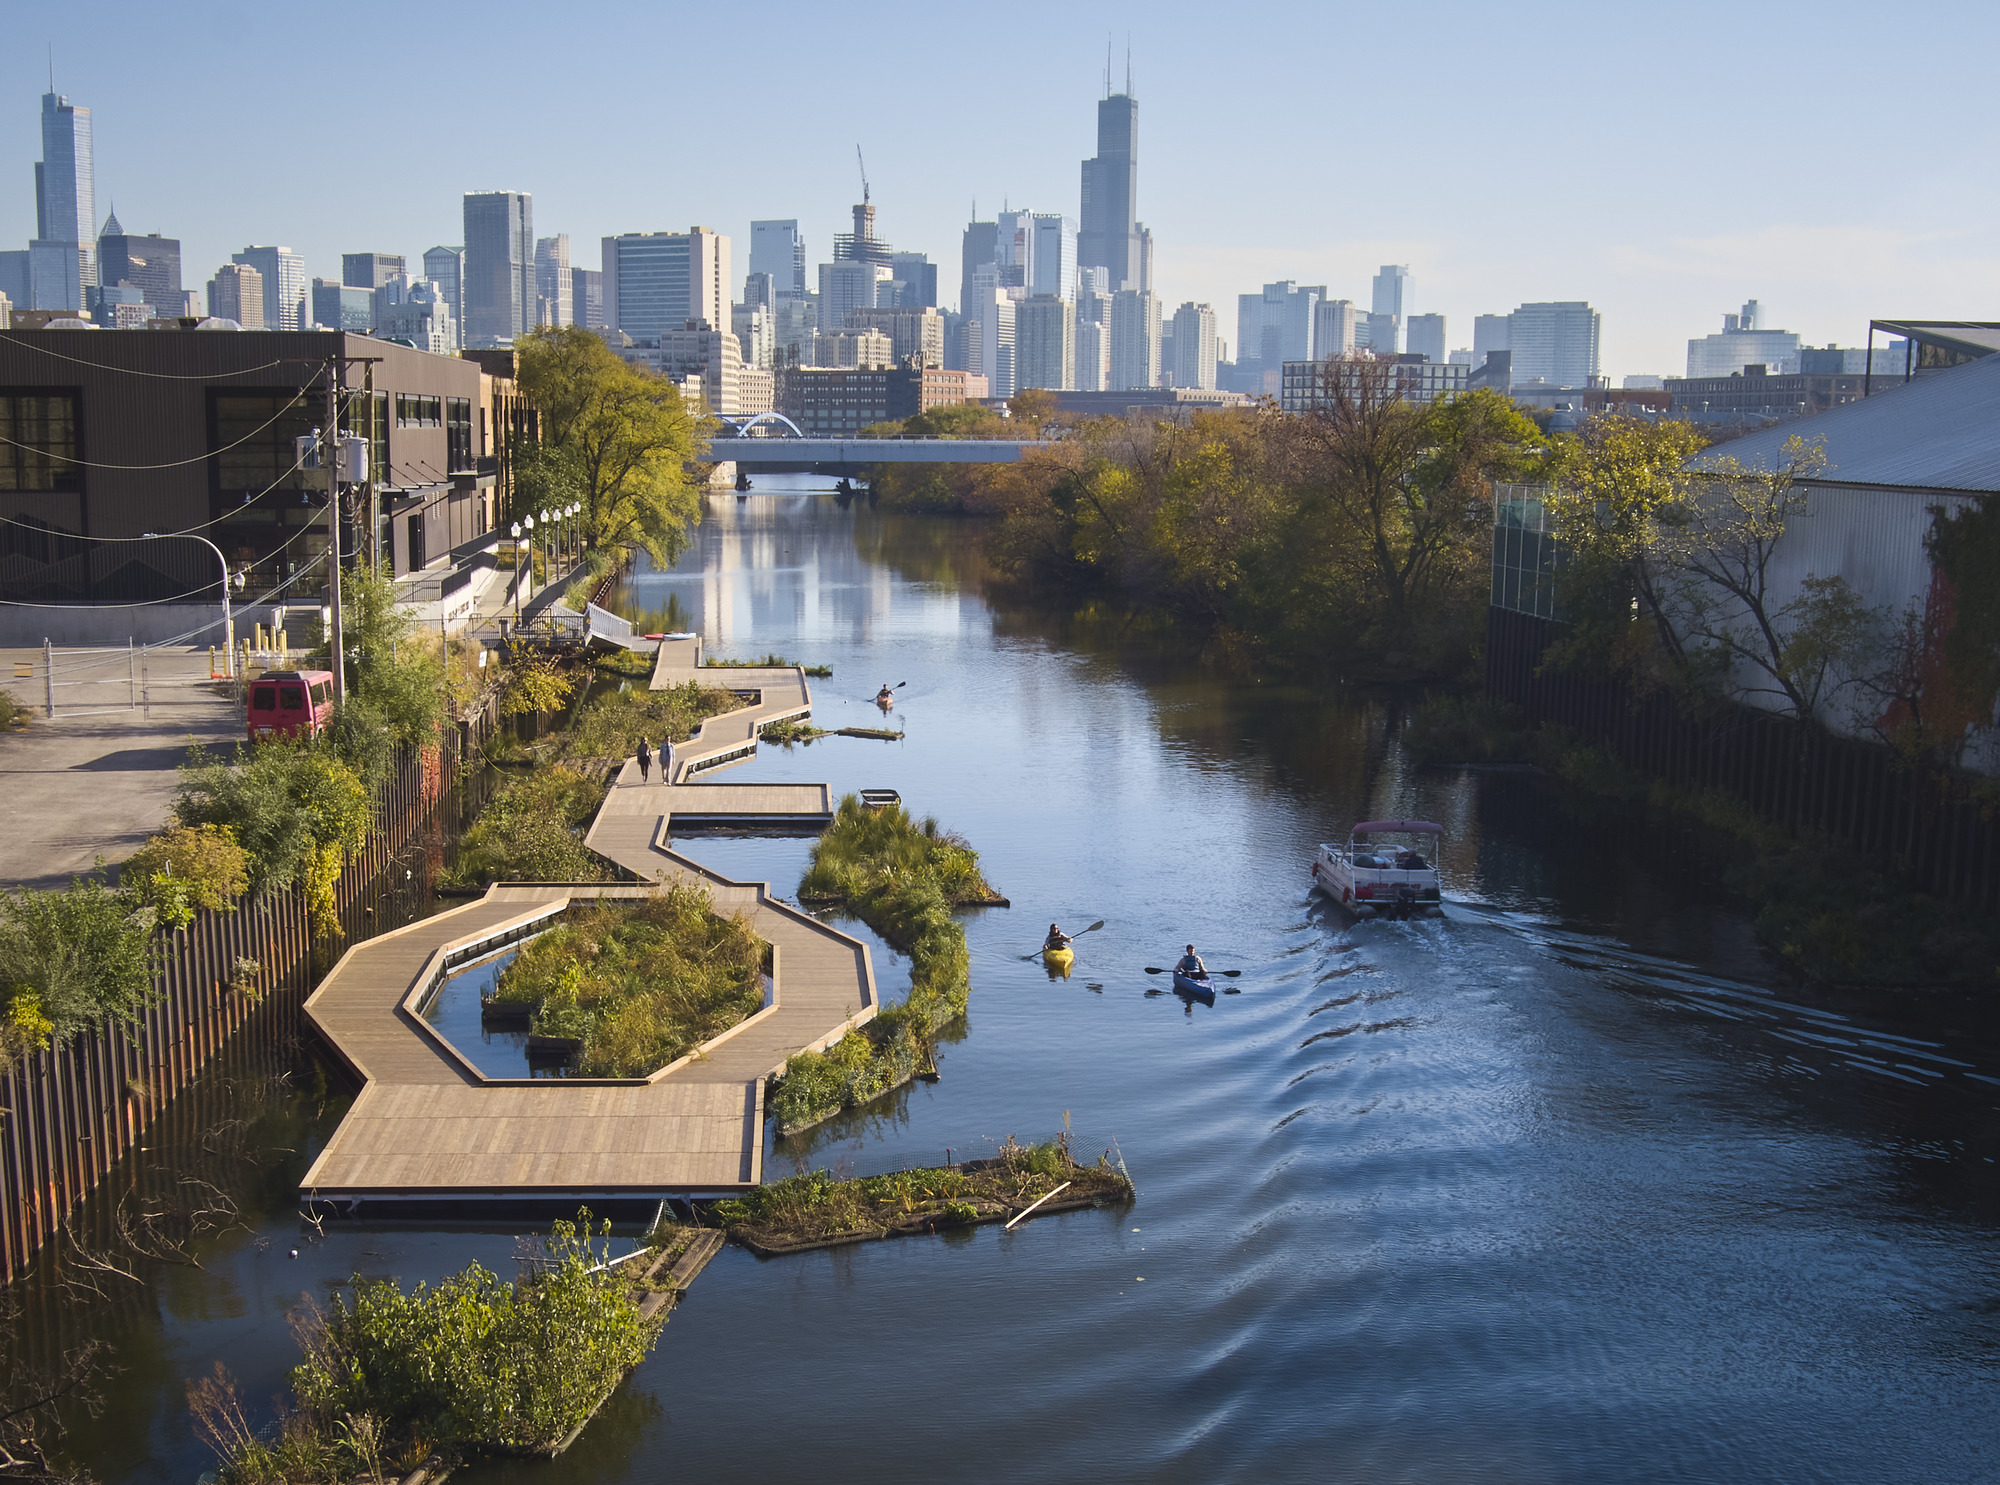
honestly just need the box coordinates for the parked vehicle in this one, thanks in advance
[246,669,336,742]
[1311,820,1445,919]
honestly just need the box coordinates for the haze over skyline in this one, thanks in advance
[6,0,1994,380]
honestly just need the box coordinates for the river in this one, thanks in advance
[26,479,2000,1482]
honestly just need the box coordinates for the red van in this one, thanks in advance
[247,669,336,741]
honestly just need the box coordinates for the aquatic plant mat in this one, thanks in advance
[771,795,1004,1134]
[716,1137,1132,1257]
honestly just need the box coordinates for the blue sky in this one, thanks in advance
[6,0,1995,379]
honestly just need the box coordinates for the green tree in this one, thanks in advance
[0,877,158,1048]
[334,562,442,750]
[515,326,707,565]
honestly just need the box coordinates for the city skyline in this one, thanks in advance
[4,0,1995,378]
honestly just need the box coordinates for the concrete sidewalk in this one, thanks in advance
[0,646,238,891]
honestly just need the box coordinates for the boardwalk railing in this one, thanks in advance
[0,733,458,1282]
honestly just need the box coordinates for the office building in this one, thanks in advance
[0,293,9,329]
[734,365,775,416]
[30,91,95,311]
[818,259,888,345]
[1240,282,1322,370]
[888,252,937,308]
[1281,355,1467,413]
[534,235,571,327]
[230,246,305,331]
[1016,294,1076,391]
[422,246,464,336]
[656,320,745,414]
[571,267,604,329]
[1406,313,1446,365]
[1031,214,1078,298]
[1314,299,1357,361]
[833,198,892,268]
[1506,301,1601,387]
[778,365,979,438]
[463,191,534,347]
[1372,265,1411,322]
[750,220,806,292]
[1170,302,1217,391]
[1075,290,1111,391]
[846,306,945,368]
[378,282,454,355]
[960,218,999,315]
[88,282,146,328]
[310,279,373,331]
[96,222,181,319]
[771,296,816,367]
[1472,314,1510,364]
[965,273,1016,397]
[0,253,26,315]
[732,302,772,369]
[343,253,405,289]
[601,228,729,344]
[1110,288,1160,391]
[1686,300,1802,377]
[206,263,263,327]
[1080,89,1142,291]
[813,327,893,370]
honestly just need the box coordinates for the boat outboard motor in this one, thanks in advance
[1392,883,1418,921]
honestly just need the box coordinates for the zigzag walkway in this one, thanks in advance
[299,641,874,1206]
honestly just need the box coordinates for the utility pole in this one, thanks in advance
[326,353,345,706]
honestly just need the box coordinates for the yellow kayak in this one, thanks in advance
[1042,944,1074,975]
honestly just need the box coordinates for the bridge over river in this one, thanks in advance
[711,416,1048,473]
[299,639,874,1209]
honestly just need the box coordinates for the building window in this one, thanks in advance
[395,394,442,427]
[446,398,473,472]
[212,390,317,499]
[0,392,82,491]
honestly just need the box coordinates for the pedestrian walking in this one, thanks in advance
[661,733,673,785]
[636,736,652,783]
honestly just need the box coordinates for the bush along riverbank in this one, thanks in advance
[188,1212,680,1482]
[1402,694,2000,987]
[714,1132,1131,1255]
[485,888,765,1077]
[771,797,1004,1135]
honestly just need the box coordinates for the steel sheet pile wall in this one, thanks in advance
[1486,607,2000,911]
[0,736,456,1281]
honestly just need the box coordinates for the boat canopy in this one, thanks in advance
[1352,819,1443,836]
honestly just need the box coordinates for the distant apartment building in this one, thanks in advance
[96,224,181,319]
[814,327,893,370]
[771,296,816,368]
[1239,282,1322,372]
[378,282,455,356]
[463,191,534,348]
[1280,355,1468,413]
[1168,302,1218,391]
[1506,301,1601,387]
[1472,314,1510,365]
[1016,294,1076,391]
[1110,289,1161,391]
[888,251,938,308]
[735,365,775,416]
[310,278,373,331]
[534,235,571,327]
[655,320,745,415]
[778,366,980,437]
[571,267,604,329]
[1371,264,1411,323]
[1686,300,1802,377]
[1075,290,1111,392]
[207,263,263,326]
[602,228,729,344]
[817,260,889,345]
[1031,214,1078,297]
[846,306,945,368]
[732,302,772,369]
[1405,313,1447,365]
[231,245,305,331]
[1313,299,1357,361]
[964,273,1017,397]
[750,220,806,293]
[343,253,405,289]
[423,245,465,337]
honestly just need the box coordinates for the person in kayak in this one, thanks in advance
[1044,923,1073,951]
[1176,945,1207,978]
[877,683,894,703]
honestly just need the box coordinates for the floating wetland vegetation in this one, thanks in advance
[772,795,1002,1135]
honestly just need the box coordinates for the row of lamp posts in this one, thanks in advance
[511,502,584,619]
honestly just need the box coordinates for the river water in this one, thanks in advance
[28,480,2000,1482]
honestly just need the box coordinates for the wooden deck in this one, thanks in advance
[300,640,875,1206]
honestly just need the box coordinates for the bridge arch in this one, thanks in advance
[714,411,806,440]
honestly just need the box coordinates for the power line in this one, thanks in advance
[0,386,320,470]
[0,335,319,382]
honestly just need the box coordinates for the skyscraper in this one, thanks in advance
[817,260,888,340]
[31,91,95,311]
[1030,214,1077,298]
[343,253,405,289]
[207,263,263,327]
[1170,302,1217,391]
[601,228,730,342]
[1080,89,1141,292]
[97,223,182,319]
[231,246,305,330]
[888,252,937,309]
[571,267,604,329]
[1242,282,1322,368]
[959,218,998,316]
[1314,299,1357,361]
[1015,295,1075,391]
[423,245,465,338]
[750,220,805,293]
[535,235,572,327]
[1075,288,1111,391]
[1109,289,1160,391]
[1405,313,1446,365]
[1506,301,1601,386]
[996,208,1035,288]
[1371,265,1411,320]
[463,191,533,348]
[1472,314,1510,365]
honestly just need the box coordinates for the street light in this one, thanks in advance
[510,520,525,618]
[145,531,235,677]
[539,509,552,578]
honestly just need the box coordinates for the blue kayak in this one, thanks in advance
[1171,969,1216,1001]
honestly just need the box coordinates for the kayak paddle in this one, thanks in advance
[1020,919,1106,960]
[1143,966,1243,978]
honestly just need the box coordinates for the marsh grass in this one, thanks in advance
[492,887,764,1077]
[558,680,741,763]
[444,766,610,886]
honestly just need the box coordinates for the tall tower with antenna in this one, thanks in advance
[1079,53,1141,294]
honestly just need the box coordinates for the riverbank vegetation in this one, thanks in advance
[714,1133,1130,1252]
[771,797,1000,1134]
[189,1213,653,1482]
[704,653,834,677]
[488,889,764,1077]
[0,874,158,1076]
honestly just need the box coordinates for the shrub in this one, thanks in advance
[0,877,157,1048]
[558,680,739,763]
[445,765,609,885]
[175,745,371,931]
[502,652,577,716]
[122,824,250,930]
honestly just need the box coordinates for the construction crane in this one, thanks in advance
[856,145,869,204]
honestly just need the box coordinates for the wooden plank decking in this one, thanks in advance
[300,640,874,1205]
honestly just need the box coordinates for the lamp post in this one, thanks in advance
[539,509,553,578]
[145,531,235,677]
[510,520,525,618]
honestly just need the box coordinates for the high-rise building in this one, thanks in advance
[207,263,263,327]
[571,267,604,329]
[833,199,892,268]
[813,327,893,371]
[732,302,772,369]
[1075,290,1111,391]
[463,191,534,348]
[960,218,999,315]
[1405,313,1446,365]
[1031,214,1078,298]
[97,222,182,319]
[965,271,1016,397]
[1170,302,1217,391]
[846,307,945,368]
[1372,265,1411,321]
[343,253,405,289]
[1506,301,1601,387]
[1472,314,1510,365]
[1015,294,1075,391]
[378,282,454,355]
[1080,90,1141,292]
[1241,282,1322,369]
[771,296,816,368]
[995,208,1035,289]
[750,220,805,293]
[817,260,888,346]
[601,228,729,342]
[0,252,27,315]
[535,235,572,327]
[656,320,746,414]
[888,252,937,309]
[231,246,305,331]
[1109,289,1160,391]
[1685,300,1802,377]
[422,245,464,337]
[1314,299,1357,361]
[311,279,373,331]
[31,91,94,311]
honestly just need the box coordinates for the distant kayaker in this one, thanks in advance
[1044,923,1073,950]
[636,736,652,783]
[1176,944,1207,978]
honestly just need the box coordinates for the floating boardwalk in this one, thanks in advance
[301,641,876,1208]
